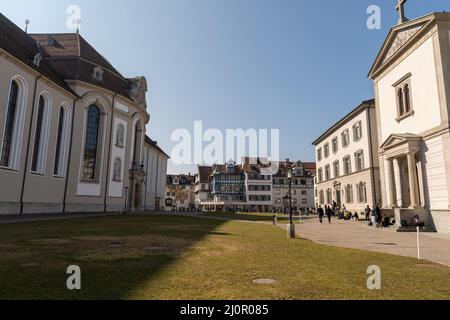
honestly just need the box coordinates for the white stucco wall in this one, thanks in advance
[423,136,449,210]
[315,109,372,178]
[376,37,442,143]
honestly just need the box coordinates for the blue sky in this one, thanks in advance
[2,0,450,174]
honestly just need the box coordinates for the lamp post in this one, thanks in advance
[286,159,296,238]
[123,186,129,215]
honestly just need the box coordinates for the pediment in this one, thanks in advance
[380,133,422,150]
[368,14,436,79]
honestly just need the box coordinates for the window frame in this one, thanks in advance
[393,73,414,122]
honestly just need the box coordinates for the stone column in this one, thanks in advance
[407,152,420,209]
[386,158,397,208]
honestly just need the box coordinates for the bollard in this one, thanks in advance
[273,215,277,226]
[417,226,421,260]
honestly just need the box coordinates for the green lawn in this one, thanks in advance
[0,214,449,300]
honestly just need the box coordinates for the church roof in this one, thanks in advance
[144,135,170,158]
[0,13,75,96]
[30,33,144,103]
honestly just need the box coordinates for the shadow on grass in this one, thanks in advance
[0,214,231,300]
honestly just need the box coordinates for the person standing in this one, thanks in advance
[317,205,324,224]
[365,205,371,221]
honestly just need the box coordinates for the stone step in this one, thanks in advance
[396,226,436,233]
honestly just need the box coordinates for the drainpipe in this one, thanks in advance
[104,94,117,213]
[367,103,377,207]
[144,146,149,211]
[154,153,160,211]
[19,74,42,215]
[62,96,80,214]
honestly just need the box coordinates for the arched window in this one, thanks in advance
[112,157,122,181]
[397,87,404,116]
[133,121,143,165]
[357,182,367,203]
[82,105,101,181]
[326,189,332,205]
[116,124,125,147]
[403,84,411,113]
[345,184,353,204]
[54,106,70,177]
[31,95,47,173]
[0,80,19,167]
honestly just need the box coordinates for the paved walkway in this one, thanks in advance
[292,216,450,267]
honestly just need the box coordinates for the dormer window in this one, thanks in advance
[33,53,42,67]
[393,73,413,121]
[93,67,104,82]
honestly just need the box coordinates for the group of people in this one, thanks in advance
[316,202,388,227]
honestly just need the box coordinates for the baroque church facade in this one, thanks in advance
[369,9,450,233]
[0,13,167,214]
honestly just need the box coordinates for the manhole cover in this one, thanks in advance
[373,243,397,246]
[108,242,123,247]
[146,246,167,251]
[253,279,277,285]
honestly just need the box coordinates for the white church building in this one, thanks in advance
[368,5,450,232]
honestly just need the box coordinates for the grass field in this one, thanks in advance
[0,214,449,300]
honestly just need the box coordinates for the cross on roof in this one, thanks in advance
[396,0,408,24]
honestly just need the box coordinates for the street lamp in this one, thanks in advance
[286,159,296,238]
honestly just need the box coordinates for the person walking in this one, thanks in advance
[326,205,333,224]
[376,205,382,228]
[317,205,324,224]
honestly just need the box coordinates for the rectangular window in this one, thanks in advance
[342,130,350,148]
[325,165,330,181]
[353,121,362,142]
[332,137,338,153]
[343,156,352,175]
[355,151,365,171]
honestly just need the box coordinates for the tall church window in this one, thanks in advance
[53,105,70,177]
[132,121,143,165]
[31,95,50,173]
[0,80,19,167]
[82,105,101,181]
